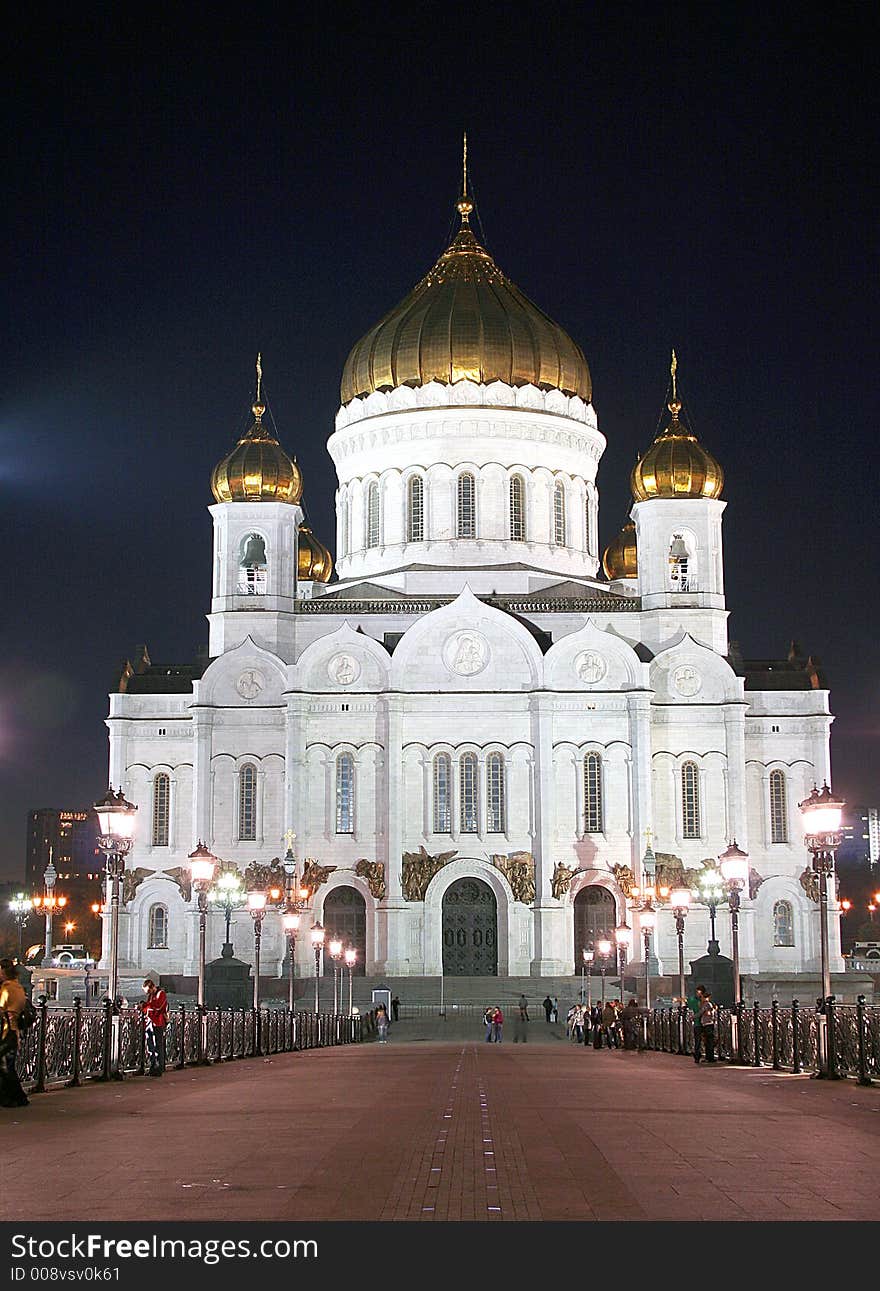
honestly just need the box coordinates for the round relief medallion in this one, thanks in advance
[236,669,264,700]
[328,653,361,686]
[672,664,702,697]
[443,630,490,677]
[574,650,607,684]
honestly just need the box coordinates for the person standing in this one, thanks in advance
[0,959,29,1108]
[391,996,400,1022]
[699,989,717,1063]
[601,1000,618,1048]
[141,978,168,1076]
[376,1003,390,1042]
[542,995,553,1023]
[551,996,559,1023]
[484,1005,495,1042]
[513,997,529,1043]
[620,998,641,1050]
[491,1005,504,1044]
[687,987,703,1063]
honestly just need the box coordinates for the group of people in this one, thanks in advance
[483,1004,505,1042]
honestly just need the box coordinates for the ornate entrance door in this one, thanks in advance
[322,886,366,975]
[573,885,616,972]
[442,878,498,976]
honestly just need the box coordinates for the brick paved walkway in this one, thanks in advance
[4,1022,880,1222]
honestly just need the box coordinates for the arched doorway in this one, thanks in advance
[442,878,498,976]
[322,886,367,975]
[573,885,616,973]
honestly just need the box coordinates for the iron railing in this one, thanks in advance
[636,995,879,1083]
[15,1000,375,1094]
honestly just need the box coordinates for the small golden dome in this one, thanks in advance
[630,353,723,502]
[211,358,303,504]
[340,191,591,405]
[297,525,333,583]
[602,519,638,580]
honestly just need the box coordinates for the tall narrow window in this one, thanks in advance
[239,764,257,841]
[366,482,380,549]
[433,753,452,833]
[769,769,788,843]
[152,773,170,847]
[681,761,701,839]
[336,752,355,834]
[584,753,603,833]
[510,474,526,541]
[460,753,479,833]
[553,481,566,545]
[148,904,168,949]
[407,475,424,542]
[457,473,475,538]
[486,753,505,833]
[773,900,794,946]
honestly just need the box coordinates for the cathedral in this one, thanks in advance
[102,163,842,990]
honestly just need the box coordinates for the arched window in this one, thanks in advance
[407,475,424,542]
[433,753,452,833]
[336,752,355,834]
[366,482,380,549]
[239,532,267,595]
[509,474,526,541]
[457,473,476,538]
[584,753,603,833]
[682,762,701,839]
[769,770,788,843]
[148,904,168,949]
[487,753,505,833]
[239,764,257,841]
[773,900,794,946]
[460,753,479,833]
[553,481,566,545]
[669,533,690,591]
[152,773,170,847]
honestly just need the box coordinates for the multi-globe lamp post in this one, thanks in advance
[310,923,325,1012]
[33,861,67,965]
[799,782,845,1077]
[209,868,245,956]
[9,893,31,961]
[93,788,138,1010]
[698,865,725,954]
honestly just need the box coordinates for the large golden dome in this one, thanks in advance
[297,525,333,583]
[630,354,723,502]
[602,519,638,580]
[211,360,303,504]
[340,193,591,405]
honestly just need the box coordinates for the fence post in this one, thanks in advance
[139,1007,147,1075]
[791,999,801,1072]
[98,997,113,1082]
[752,1002,762,1066]
[826,996,840,1079]
[67,998,82,1088]
[856,995,872,1086]
[175,1003,186,1069]
[771,999,781,1070]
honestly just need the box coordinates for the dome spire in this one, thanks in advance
[629,354,724,501]
[456,131,474,227]
[669,348,680,418]
[253,352,265,419]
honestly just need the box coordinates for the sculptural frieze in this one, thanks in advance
[653,852,704,893]
[442,630,489,677]
[611,863,636,899]
[551,862,578,900]
[242,856,288,895]
[355,858,386,901]
[300,858,338,897]
[574,650,607,684]
[748,867,765,901]
[799,867,820,903]
[491,851,535,903]
[402,846,457,902]
[121,867,156,904]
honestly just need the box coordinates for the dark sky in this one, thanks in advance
[1,9,877,882]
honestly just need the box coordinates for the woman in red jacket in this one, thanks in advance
[141,978,169,1076]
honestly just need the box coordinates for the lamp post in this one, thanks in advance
[34,861,68,966]
[310,923,325,1012]
[668,888,691,1005]
[596,938,613,1007]
[615,923,632,989]
[799,783,845,1077]
[328,938,343,1014]
[282,912,301,1012]
[718,843,749,1009]
[9,894,31,961]
[582,947,594,1012]
[640,906,657,1009]
[208,868,245,955]
[698,865,725,954]
[94,787,138,1010]
[280,846,310,1012]
[247,891,268,1010]
[187,843,218,1010]
[345,946,357,1015]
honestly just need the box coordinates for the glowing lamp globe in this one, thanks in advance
[282,912,301,933]
[247,891,268,913]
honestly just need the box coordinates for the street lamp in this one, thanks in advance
[187,843,218,1010]
[639,906,657,1008]
[247,890,268,1010]
[94,787,138,1010]
[328,939,343,1013]
[208,868,245,956]
[345,946,357,1015]
[698,865,725,954]
[668,888,691,1004]
[596,938,613,1007]
[310,923,325,1012]
[615,923,632,986]
[282,912,301,1012]
[33,861,68,966]
[8,894,31,961]
[718,842,749,1009]
[799,783,845,1076]
[582,948,594,1013]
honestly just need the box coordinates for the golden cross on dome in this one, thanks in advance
[283,828,297,852]
[456,131,473,225]
[256,352,263,404]
[670,349,677,401]
[645,826,654,845]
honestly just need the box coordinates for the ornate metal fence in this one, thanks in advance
[639,996,880,1082]
[14,1000,373,1094]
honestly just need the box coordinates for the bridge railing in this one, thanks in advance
[15,1001,375,1094]
[637,996,879,1083]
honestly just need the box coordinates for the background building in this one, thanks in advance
[26,809,103,958]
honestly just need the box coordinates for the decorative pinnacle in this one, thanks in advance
[253,352,265,419]
[668,349,682,419]
[456,131,473,224]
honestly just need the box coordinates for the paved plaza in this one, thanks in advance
[5,1016,880,1222]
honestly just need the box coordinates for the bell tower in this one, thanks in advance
[207,356,304,658]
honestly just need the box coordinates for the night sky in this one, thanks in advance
[1,10,876,882]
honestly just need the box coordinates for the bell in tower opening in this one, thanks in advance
[239,532,267,595]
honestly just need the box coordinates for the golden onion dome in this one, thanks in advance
[602,519,638,580]
[630,352,723,502]
[211,356,303,504]
[340,159,591,405]
[297,525,333,583]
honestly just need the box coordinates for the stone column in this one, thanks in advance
[192,708,213,848]
[378,694,408,973]
[723,703,749,849]
[285,694,307,841]
[530,694,566,974]
[627,693,653,873]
